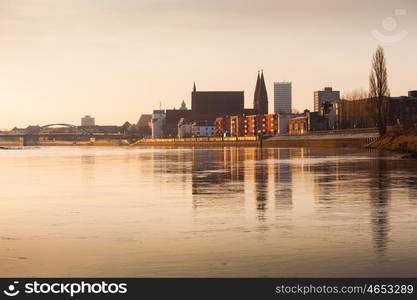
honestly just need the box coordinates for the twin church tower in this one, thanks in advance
[253,70,268,115]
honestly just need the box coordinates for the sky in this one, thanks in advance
[0,0,416,129]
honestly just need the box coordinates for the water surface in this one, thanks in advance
[1,146,417,277]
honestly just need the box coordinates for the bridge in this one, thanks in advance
[0,123,138,146]
[33,123,94,135]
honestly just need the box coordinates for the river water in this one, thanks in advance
[1,146,416,277]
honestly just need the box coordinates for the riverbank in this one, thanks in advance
[0,132,379,148]
[367,128,417,157]
[132,131,378,148]
[263,132,378,148]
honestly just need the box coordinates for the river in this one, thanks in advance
[1,146,416,277]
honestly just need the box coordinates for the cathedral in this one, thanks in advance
[253,70,268,114]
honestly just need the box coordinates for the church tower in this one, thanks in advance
[179,100,187,110]
[253,70,268,114]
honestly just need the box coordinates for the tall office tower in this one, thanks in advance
[274,82,292,113]
[314,87,340,111]
[253,70,268,114]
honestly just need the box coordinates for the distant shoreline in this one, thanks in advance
[0,132,379,148]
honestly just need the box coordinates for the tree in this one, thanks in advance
[369,46,390,135]
[342,88,368,101]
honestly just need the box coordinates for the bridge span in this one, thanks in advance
[0,133,136,147]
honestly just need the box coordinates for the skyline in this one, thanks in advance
[0,0,416,129]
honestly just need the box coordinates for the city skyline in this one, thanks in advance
[0,0,416,129]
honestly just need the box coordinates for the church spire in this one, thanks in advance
[253,70,268,114]
[180,100,187,110]
[253,71,261,111]
[193,82,196,92]
[259,70,268,114]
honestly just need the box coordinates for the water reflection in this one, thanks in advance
[143,147,417,260]
[274,148,292,210]
[254,149,268,222]
[81,155,95,183]
[1,146,417,277]
[369,158,391,255]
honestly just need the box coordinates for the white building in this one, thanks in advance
[314,87,340,112]
[192,121,215,137]
[81,115,95,126]
[177,118,192,138]
[274,82,292,114]
[151,110,166,138]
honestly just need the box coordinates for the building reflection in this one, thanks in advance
[191,148,244,195]
[187,147,297,222]
[190,147,245,209]
[81,155,96,183]
[274,148,293,209]
[133,146,417,262]
[254,148,269,222]
[309,148,392,256]
[368,155,391,256]
[140,147,417,258]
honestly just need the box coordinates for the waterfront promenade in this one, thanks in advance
[134,128,379,147]
[0,129,379,148]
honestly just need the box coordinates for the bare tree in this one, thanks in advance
[342,88,368,100]
[369,46,390,135]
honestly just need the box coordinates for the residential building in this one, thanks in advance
[215,113,300,137]
[276,113,302,134]
[314,87,340,112]
[81,115,95,126]
[164,109,192,137]
[215,117,231,136]
[136,114,152,137]
[9,126,41,135]
[289,117,308,135]
[230,115,245,137]
[177,118,192,138]
[289,110,328,135]
[192,120,216,137]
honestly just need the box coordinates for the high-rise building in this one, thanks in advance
[314,87,340,111]
[81,115,95,126]
[253,71,268,114]
[274,82,292,113]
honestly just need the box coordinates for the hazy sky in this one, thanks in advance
[0,0,416,129]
